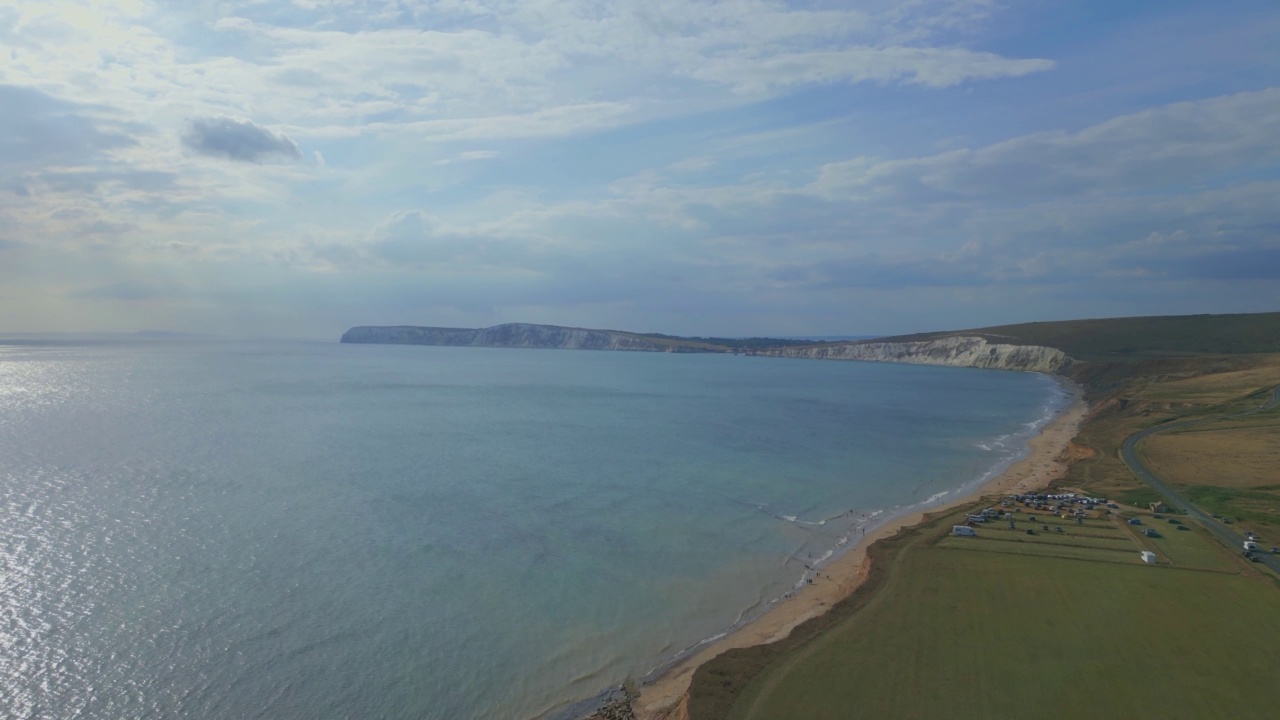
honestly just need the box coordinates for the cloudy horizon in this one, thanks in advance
[2,1,1279,339]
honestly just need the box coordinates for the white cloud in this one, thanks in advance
[435,150,499,165]
[814,87,1280,201]
[2,0,1275,336]
[1,0,1054,144]
[0,0,1057,255]
[460,87,1280,295]
[687,46,1054,94]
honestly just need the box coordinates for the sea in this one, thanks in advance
[0,338,1068,719]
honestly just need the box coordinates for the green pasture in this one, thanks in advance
[937,536,1136,564]
[1139,518,1244,572]
[1182,485,1280,537]
[695,505,1280,720]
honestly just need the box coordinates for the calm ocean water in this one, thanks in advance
[0,339,1065,719]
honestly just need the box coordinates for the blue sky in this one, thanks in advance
[1,0,1279,338]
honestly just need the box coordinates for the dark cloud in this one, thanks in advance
[183,117,301,163]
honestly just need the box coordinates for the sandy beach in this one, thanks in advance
[628,378,1089,720]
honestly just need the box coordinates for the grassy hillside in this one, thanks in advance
[1057,354,1280,506]
[865,311,1280,361]
[344,311,1279,359]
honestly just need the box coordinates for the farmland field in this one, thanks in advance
[714,505,1280,720]
[1142,425,1280,489]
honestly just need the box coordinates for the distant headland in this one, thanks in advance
[340,321,1069,372]
[341,312,1280,376]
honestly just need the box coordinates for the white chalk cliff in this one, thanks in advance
[340,325,1073,373]
[758,336,1071,373]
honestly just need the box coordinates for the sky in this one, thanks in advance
[1,0,1279,339]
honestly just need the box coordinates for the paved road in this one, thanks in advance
[1119,385,1280,575]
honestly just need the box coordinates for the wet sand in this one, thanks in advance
[630,379,1088,720]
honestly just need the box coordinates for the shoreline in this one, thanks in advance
[626,376,1089,720]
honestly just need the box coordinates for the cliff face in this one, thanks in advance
[759,336,1072,373]
[340,325,1072,372]
[340,323,706,352]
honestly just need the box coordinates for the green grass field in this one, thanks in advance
[1142,517,1244,572]
[692,504,1280,720]
[1182,485,1280,538]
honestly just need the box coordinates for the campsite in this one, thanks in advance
[712,497,1280,720]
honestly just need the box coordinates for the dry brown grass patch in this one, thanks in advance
[1141,425,1280,488]
[1135,357,1280,405]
